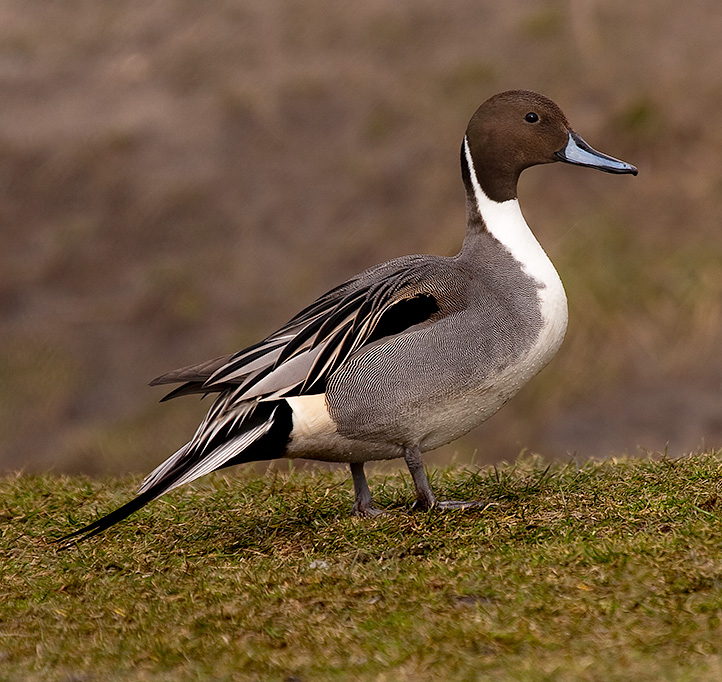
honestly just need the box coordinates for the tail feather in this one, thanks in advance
[55,399,293,546]
[152,415,277,495]
[56,488,162,547]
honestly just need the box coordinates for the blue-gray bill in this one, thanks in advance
[555,131,638,175]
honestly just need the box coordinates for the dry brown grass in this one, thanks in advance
[4,453,722,680]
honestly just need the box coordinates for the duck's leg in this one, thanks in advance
[350,462,383,516]
[403,446,437,510]
[404,446,489,511]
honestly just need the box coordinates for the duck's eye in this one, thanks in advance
[524,112,540,123]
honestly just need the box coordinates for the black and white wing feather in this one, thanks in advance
[151,255,444,404]
[57,255,448,544]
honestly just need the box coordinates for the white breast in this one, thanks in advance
[463,138,568,373]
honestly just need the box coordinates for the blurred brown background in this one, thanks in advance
[2,0,721,475]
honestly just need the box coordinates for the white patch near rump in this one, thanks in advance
[285,395,401,463]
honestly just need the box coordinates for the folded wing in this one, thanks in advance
[151,255,445,405]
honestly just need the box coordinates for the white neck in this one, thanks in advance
[463,137,554,285]
[462,136,568,335]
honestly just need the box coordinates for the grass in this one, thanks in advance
[3,453,722,680]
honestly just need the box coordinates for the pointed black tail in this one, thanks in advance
[54,399,292,547]
[56,488,162,547]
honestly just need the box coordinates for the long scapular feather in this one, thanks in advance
[150,261,436,407]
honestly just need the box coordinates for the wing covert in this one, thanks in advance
[153,255,449,402]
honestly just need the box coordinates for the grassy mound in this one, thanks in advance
[3,453,722,680]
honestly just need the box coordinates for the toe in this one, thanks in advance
[435,499,493,511]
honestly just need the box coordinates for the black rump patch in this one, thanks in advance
[218,400,293,470]
[367,293,440,344]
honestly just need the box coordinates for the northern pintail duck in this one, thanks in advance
[60,90,636,543]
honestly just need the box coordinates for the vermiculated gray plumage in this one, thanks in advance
[57,90,637,544]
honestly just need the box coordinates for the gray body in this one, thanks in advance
[324,229,542,456]
[59,90,636,544]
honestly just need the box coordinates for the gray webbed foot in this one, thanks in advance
[405,446,489,512]
[350,461,386,517]
[435,499,492,511]
[351,502,386,518]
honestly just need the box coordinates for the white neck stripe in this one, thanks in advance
[463,135,490,217]
[461,135,568,388]
[463,136,557,287]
